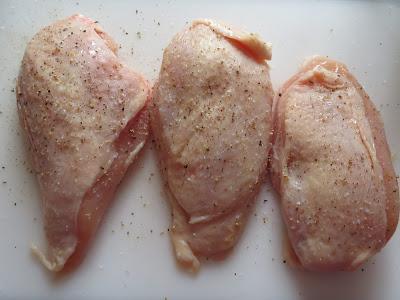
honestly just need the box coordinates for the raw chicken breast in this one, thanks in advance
[270,56,399,271]
[151,19,273,272]
[16,14,150,271]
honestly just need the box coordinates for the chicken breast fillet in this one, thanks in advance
[16,14,150,271]
[270,56,399,271]
[151,20,273,272]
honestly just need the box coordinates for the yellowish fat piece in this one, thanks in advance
[192,19,272,61]
[171,234,200,273]
[31,243,74,272]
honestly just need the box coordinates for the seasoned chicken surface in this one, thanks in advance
[270,56,399,271]
[17,14,150,271]
[151,19,273,272]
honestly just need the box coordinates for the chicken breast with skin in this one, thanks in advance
[17,14,150,271]
[270,56,399,271]
[151,20,273,272]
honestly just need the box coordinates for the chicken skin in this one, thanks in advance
[151,20,273,272]
[270,56,399,271]
[17,14,150,271]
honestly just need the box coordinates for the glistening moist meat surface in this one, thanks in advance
[17,14,150,271]
[151,19,274,272]
[270,56,399,271]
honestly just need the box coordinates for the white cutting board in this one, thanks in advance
[0,1,399,299]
